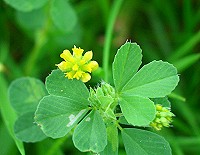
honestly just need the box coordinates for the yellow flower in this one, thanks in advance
[150,104,174,130]
[56,45,99,82]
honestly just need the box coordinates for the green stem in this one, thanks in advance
[169,30,200,61]
[102,0,123,82]
[24,29,47,75]
[24,5,51,75]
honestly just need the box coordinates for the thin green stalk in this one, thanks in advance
[103,0,123,82]
[169,30,200,61]
[24,29,47,75]
[24,5,51,75]
[168,92,186,102]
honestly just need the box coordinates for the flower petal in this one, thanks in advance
[60,50,74,63]
[82,51,93,62]
[66,71,75,79]
[72,45,84,58]
[81,73,91,82]
[88,61,99,71]
[72,64,79,71]
[82,64,92,73]
[56,61,66,71]
[73,70,83,80]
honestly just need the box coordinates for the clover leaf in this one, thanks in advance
[113,42,179,126]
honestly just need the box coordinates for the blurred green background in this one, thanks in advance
[0,0,200,155]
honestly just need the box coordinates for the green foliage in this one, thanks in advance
[0,75,25,155]
[8,77,48,142]
[45,70,89,101]
[2,0,200,154]
[3,0,48,12]
[73,110,107,153]
[50,0,77,33]
[100,122,118,155]
[14,112,46,142]
[112,42,142,92]
[120,60,179,98]
[7,42,178,154]
[122,128,172,155]
[9,77,48,114]
[119,96,156,126]
[35,95,88,138]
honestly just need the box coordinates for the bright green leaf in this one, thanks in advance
[121,60,179,98]
[122,128,172,155]
[46,69,89,102]
[14,112,46,142]
[3,0,48,12]
[35,95,88,138]
[112,42,142,92]
[120,96,156,126]
[73,110,107,153]
[100,122,118,155]
[8,77,48,114]
[50,0,77,33]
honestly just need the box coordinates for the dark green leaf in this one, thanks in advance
[3,0,48,12]
[121,60,179,98]
[120,96,156,126]
[14,112,46,142]
[73,110,107,153]
[122,128,172,155]
[8,77,48,114]
[50,0,77,33]
[16,8,45,30]
[46,70,89,103]
[112,42,142,92]
[35,95,88,138]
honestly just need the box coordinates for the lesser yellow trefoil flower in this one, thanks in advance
[56,46,99,82]
[150,104,175,130]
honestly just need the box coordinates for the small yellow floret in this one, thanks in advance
[56,45,99,82]
[150,104,174,130]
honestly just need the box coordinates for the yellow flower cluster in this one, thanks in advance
[56,46,98,82]
[150,104,174,130]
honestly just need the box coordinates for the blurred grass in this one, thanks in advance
[1,0,200,155]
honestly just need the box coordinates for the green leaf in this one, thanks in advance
[46,70,89,102]
[73,110,107,153]
[35,95,88,138]
[14,112,46,142]
[112,42,142,92]
[16,8,46,30]
[100,123,118,155]
[0,75,25,155]
[8,77,48,114]
[3,0,48,12]
[122,128,172,155]
[151,97,171,108]
[121,60,179,98]
[50,0,77,33]
[120,96,156,126]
